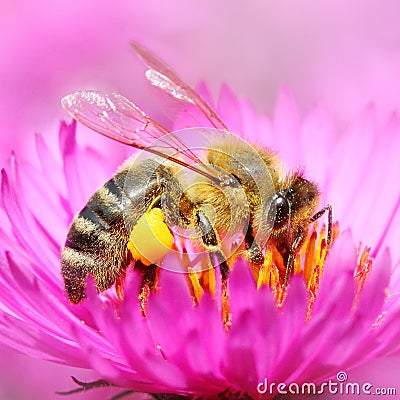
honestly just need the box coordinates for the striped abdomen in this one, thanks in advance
[61,162,163,303]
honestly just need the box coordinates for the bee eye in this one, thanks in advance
[274,195,290,228]
[268,191,291,229]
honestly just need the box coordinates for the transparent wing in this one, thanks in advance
[61,90,220,182]
[61,90,169,147]
[130,41,229,131]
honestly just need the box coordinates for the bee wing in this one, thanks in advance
[61,90,220,182]
[61,90,169,147]
[130,41,229,131]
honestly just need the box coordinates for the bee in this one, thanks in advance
[61,42,332,315]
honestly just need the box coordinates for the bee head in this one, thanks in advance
[268,173,320,234]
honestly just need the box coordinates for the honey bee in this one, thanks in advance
[61,42,332,313]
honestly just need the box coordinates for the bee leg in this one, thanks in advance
[136,260,158,317]
[196,210,231,328]
[310,204,333,245]
[284,205,332,286]
[244,226,265,265]
[283,230,303,286]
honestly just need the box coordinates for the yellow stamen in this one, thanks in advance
[306,264,321,321]
[241,221,339,319]
[270,244,285,275]
[182,217,374,327]
[222,279,232,330]
[293,253,302,274]
[206,267,216,298]
[257,248,272,288]
[270,263,281,289]
[188,268,204,303]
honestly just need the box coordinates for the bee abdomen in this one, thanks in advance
[62,172,133,303]
[62,219,130,303]
[61,247,97,303]
[61,163,177,304]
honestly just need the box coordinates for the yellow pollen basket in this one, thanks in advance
[128,208,174,266]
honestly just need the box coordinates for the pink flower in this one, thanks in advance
[1,65,399,399]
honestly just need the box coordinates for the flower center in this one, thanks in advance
[186,221,374,326]
[251,222,341,320]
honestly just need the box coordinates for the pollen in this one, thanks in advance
[184,218,377,327]
[185,221,340,325]
[250,221,340,318]
[251,221,375,322]
[128,208,174,266]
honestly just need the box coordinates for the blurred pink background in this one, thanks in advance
[2,0,400,164]
[1,0,400,398]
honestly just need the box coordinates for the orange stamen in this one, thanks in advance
[139,284,151,317]
[353,245,374,307]
[188,268,204,304]
[304,230,317,282]
[181,219,375,327]
[222,279,232,330]
[115,274,125,301]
